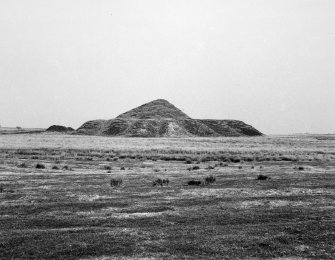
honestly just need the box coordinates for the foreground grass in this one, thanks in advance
[0,134,334,259]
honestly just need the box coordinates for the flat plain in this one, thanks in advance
[0,133,334,259]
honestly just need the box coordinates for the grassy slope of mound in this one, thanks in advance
[76,99,263,137]
[199,120,263,136]
[116,99,190,120]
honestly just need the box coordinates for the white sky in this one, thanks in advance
[1,0,334,134]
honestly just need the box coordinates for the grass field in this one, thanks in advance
[0,133,334,259]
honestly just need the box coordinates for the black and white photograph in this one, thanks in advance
[0,0,334,259]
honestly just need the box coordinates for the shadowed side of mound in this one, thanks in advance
[199,120,263,136]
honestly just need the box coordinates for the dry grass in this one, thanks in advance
[0,133,334,259]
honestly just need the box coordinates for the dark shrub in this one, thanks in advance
[17,162,28,168]
[251,165,255,169]
[185,159,192,164]
[187,166,200,171]
[257,174,269,180]
[238,165,243,169]
[187,180,202,186]
[154,169,160,172]
[52,165,59,170]
[32,156,39,160]
[62,165,72,171]
[113,157,119,161]
[35,163,45,169]
[298,166,304,171]
[281,156,293,161]
[244,157,254,162]
[207,165,215,170]
[120,166,125,170]
[231,157,241,163]
[153,178,169,186]
[110,178,122,187]
[104,165,112,171]
[204,175,216,185]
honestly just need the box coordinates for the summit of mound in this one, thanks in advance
[76,99,263,137]
[116,99,190,120]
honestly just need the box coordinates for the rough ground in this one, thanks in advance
[0,134,334,259]
[76,99,262,137]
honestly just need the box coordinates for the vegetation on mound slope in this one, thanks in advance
[76,99,263,137]
[116,99,190,120]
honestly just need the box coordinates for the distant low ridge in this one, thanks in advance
[46,125,74,132]
[76,99,262,137]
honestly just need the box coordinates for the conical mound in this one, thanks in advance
[76,99,263,137]
[116,99,190,120]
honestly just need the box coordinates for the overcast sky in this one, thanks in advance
[0,0,334,134]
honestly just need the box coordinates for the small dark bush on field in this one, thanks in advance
[207,165,215,170]
[62,165,72,171]
[32,156,39,160]
[152,178,169,186]
[113,157,119,161]
[52,165,59,170]
[104,165,112,171]
[238,165,243,169]
[110,178,122,187]
[204,175,216,185]
[251,165,255,169]
[298,166,304,171]
[185,159,192,164]
[243,157,254,162]
[280,156,293,161]
[35,163,45,169]
[257,174,269,180]
[120,166,125,170]
[187,180,202,186]
[231,157,241,163]
[188,166,200,171]
[17,162,28,168]
[154,169,160,172]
